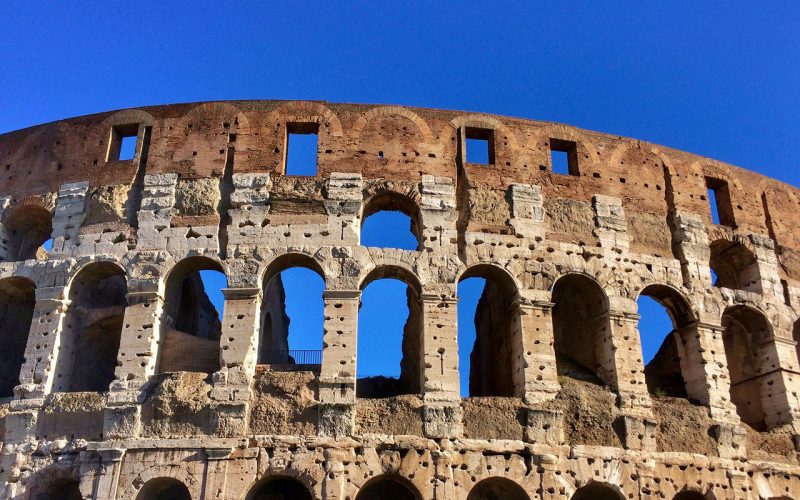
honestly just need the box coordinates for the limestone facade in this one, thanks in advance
[0,101,798,499]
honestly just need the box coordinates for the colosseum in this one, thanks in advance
[0,100,798,499]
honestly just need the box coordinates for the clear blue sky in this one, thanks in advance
[3,2,798,395]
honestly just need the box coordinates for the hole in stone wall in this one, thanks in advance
[549,138,579,176]
[355,475,420,500]
[285,122,319,176]
[159,257,226,374]
[722,305,772,430]
[106,123,139,162]
[571,483,624,500]
[458,265,519,397]
[54,262,127,393]
[361,192,421,251]
[259,265,324,367]
[246,477,313,500]
[136,477,192,500]
[357,274,420,398]
[637,285,694,399]
[3,204,53,261]
[705,177,735,227]
[467,477,528,500]
[28,477,82,500]
[465,127,494,165]
[552,274,609,385]
[709,239,759,291]
[0,277,35,398]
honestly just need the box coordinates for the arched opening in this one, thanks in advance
[361,191,421,251]
[467,477,529,500]
[673,490,706,500]
[552,274,611,385]
[160,256,226,374]
[571,482,624,500]
[458,265,520,397]
[246,476,313,500]
[637,284,694,398]
[53,262,126,392]
[259,255,325,367]
[29,477,82,500]
[722,305,772,429]
[2,204,53,261]
[0,277,35,398]
[357,267,422,398]
[709,239,759,291]
[355,475,421,500]
[136,477,191,500]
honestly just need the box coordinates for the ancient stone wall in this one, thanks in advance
[0,100,799,499]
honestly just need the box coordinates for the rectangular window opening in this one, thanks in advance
[286,123,319,176]
[464,127,495,165]
[705,177,735,227]
[549,139,579,176]
[106,123,139,162]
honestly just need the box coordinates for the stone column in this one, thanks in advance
[203,448,234,499]
[756,331,800,429]
[49,181,89,256]
[210,287,261,437]
[420,293,461,438]
[105,289,164,439]
[86,448,125,500]
[513,297,560,403]
[16,287,70,399]
[598,307,651,411]
[318,290,360,437]
[674,321,739,422]
[325,173,363,246]
[216,287,261,390]
[419,175,457,252]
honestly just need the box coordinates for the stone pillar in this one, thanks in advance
[325,172,363,245]
[750,233,783,297]
[593,194,629,252]
[209,287,261,437]
[603,307,652,412]
[105,289,164,439]
[419,175,457,252]
[136,173,178,250]
[16,287,69,399]
[49,181,89,256]
[318,290,360,437]
[420,293,462,438]
[757,331,800,429]
[513,297,560,404]
[216,287,261,390]
[88,448,125,500]
[674,321,739,423]
[672,211,712,287]
[508,183,546,241]
[203,448,234,499]
[227,173,272,252]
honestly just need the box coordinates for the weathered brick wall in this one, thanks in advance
[0,101,798,499]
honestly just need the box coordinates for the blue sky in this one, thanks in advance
[3,2,797,395]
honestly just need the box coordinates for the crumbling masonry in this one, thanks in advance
[0,101,798,499]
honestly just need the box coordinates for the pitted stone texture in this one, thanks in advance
[0,101,798,499]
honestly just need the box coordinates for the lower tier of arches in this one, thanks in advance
[4,439,798,500]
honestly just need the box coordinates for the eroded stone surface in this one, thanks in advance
[0,101,799,499]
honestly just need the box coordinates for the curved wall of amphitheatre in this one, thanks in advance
[0,100,799,499]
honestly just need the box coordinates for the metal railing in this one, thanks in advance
[259,349,322,367]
